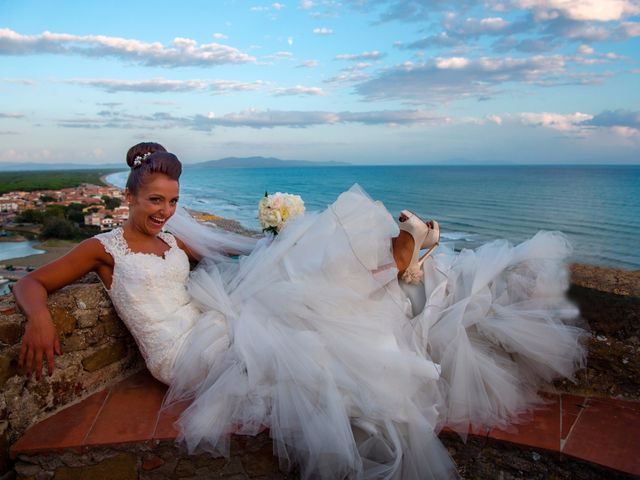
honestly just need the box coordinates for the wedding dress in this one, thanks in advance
[95,184,585,479]
[96,187,458,479]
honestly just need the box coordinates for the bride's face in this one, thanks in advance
[126,172,180,235]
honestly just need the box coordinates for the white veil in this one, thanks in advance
[166,206,259,263]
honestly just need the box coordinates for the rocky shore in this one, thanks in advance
[562,264,640,400]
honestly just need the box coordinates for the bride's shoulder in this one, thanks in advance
[90,228,126,260]
[80,237,116,265]
[166,232,199,263]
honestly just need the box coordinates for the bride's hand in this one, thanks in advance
[18,313,61,380]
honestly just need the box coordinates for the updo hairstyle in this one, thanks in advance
[125,142,182,195]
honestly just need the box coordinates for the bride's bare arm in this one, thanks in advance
[14,239,112,379]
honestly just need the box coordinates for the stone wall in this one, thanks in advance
[14,433,289,480]
[0,281,144,475]
[1,264,638,477]
[563,265,640,400]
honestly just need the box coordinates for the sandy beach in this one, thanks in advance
[1,242,77,268]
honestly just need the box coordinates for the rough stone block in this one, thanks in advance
[82,343,127,372]
[49,306,76,336]
[173,458,196,477]
[75,310,98,329]
[0,302,17,316]
[0,314,24,345]
[243,442,280,477]
[68,284,105,310]
[0,348,19,387]
[84,324,106,345]
[52,452,137,480]
[0,420,9,474]
[61,334,87,352]
[141,453,165,471]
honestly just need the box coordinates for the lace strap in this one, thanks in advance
[158,230,178,249]
[95,228,128,259]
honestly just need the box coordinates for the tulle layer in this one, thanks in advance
[167,185,458,480]
[406,232,587,435]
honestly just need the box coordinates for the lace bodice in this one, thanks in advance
[95,227,201,384]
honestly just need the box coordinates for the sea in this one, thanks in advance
[0,241,44,263]
[103,164,640,270]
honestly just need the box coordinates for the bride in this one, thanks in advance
[15,142,586,479]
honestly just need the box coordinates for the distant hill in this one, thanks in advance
[0,157,349,171]
[0,162,123,172]
[191,156,349,168]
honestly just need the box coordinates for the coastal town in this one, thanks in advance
[0,183,128,231]
[0,183,128,293]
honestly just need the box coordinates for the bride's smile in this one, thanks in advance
[125,172,180,236]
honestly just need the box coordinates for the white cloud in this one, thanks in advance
[325,63,372,83]
[518,109,640,140]
[1,78,35,86]
[612,125,640,137]
[300,0,315,9]
[288,36,294,45]
[313,27,334,35]
[297,59,319,68]
[619,21,640,36]
[486,114,503,125]
[189,108,449,130]
[519,111,593,131]
[271,85,326,96]
[272,2,286,10]
[515,0,640,21]
[0,112,25,119]
[335,50,384,61]
[0,148,64,162]
[263,51,294,61]
[356,55,570,103]
[435,57,469,69]
[69,78,264,94]
[0,28,255,67]
[457,16,512,34]
[213,33,229,40]
[577,44,594,54]
[55,108,450,131]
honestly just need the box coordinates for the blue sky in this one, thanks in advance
[1,0,639,165]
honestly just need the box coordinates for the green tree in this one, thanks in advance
[45,204,66,218]
[40,217,78,240]
[102,195,121,210]
[65,203,87,224]
[16,209,45,224]
[39,194,56,202]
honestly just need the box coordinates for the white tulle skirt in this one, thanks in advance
[167,185,456,479]
[403,232,587,437]
[166,185,586,479]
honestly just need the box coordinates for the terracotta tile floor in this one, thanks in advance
[10,370,640,476]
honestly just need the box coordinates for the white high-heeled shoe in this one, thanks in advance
[398,210,440,284]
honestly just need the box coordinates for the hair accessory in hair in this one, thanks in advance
[132,152,152,168]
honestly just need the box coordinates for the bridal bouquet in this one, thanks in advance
[258,191,305,235]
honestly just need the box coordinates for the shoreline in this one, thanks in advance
[0,241,77,268]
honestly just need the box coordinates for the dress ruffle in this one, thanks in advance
[407,232,587,436]
[167,185,457,479]
[165,184,586,478]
